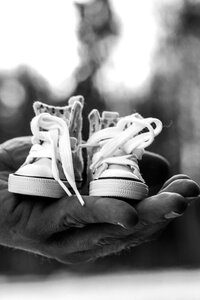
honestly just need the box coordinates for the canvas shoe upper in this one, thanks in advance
[8,96,85,205]
[84,109,163,200]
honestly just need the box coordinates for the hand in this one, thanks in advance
[0,137,199,264]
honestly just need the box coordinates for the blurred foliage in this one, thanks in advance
[0,0,200,275]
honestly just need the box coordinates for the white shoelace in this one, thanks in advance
[84,113,163,177]
[25,113,84,206]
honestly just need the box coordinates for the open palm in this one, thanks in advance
[0,137,199,264]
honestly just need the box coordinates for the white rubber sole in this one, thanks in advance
[8,174,82,198]
[89,178,148,200]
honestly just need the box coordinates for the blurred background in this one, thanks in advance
[0,0,200,278]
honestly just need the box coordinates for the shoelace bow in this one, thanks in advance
[84,114,163,176]
[25,113,84,206]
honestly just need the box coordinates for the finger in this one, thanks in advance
[45,222,130,263]
[56,196,138,230]
[139,151,170,191]
[136,192,188,224]
[0,137,31,171]
[160,178,200,199]
[161,174,191,189]
[26,196,138,239]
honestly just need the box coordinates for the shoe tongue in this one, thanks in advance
[101,111,119,129]
[33,95,83,123]
[33,95,84,142]
[88,109,119,137]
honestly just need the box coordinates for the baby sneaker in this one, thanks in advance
[8,96,85,205]
[85,109,163,201]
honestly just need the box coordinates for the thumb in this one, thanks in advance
[40,196,138,236]
[0,137,31,171]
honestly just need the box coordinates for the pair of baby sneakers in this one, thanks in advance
[8,96,162,206]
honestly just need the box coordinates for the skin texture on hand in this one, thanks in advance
[0,136,199,264]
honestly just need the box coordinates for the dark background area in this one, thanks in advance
[0,0,200,275]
